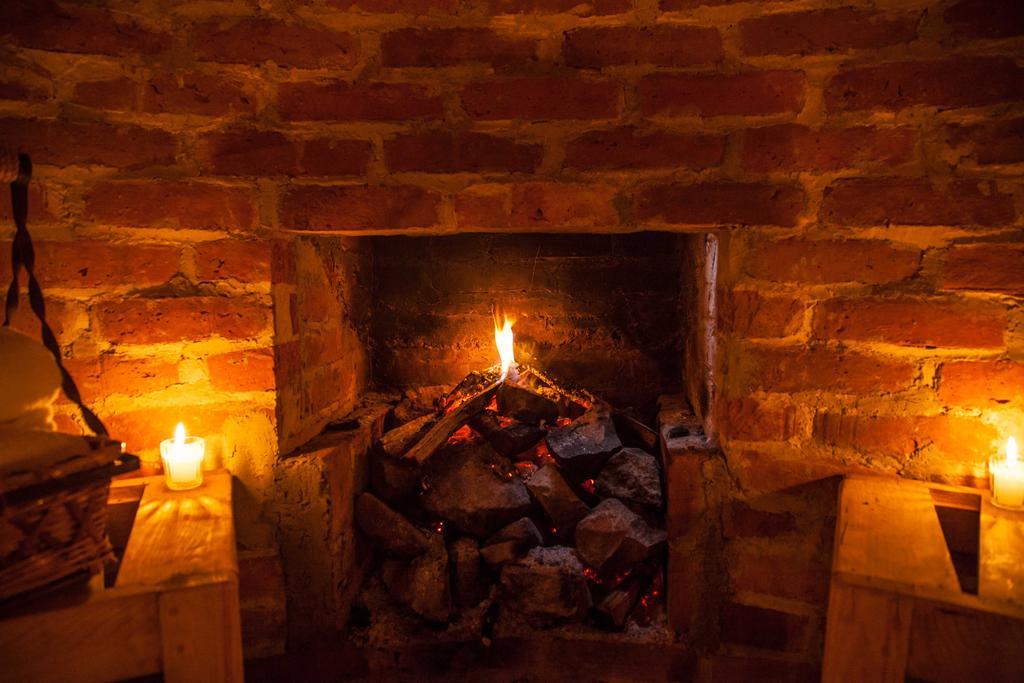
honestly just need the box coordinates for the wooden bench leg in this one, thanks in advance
[159,582,244,683]
[822,582,913,683]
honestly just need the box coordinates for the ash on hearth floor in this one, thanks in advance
[350,364,671,647]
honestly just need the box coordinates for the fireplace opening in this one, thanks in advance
[277,229,719,651]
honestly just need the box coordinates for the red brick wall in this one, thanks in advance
[3,0,1022,667]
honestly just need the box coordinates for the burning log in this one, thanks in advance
[497,382,559,425]
[380,412,436,458]
[500,546,592,625]
[596,447,664,508]
[403,381,500,464]
[546,406,623,480]
[525,464,591,541]
[381,533,451,623]
[354,492,431,557]
[470,410,545,458]
[574,499,666,582]
[480,517,543,567]
[421,440,532,537]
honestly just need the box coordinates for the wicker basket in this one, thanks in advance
[0,431,138,603]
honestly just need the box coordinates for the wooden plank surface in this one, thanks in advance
[979,496,1024,610]
[117,470,236,588]
[906,597,1024,683]
[833,475,960,594]
[160,581,244,683]
[822,581,912,683]
[0,588,162,683]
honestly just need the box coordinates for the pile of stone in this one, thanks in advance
[355,366,667,634]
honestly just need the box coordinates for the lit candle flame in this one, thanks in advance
[174,422,187,446]
[495,316,516,381]
[1008,436,1019,464]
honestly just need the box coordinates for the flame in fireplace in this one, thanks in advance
[1009,436,1019,463]
[495,316,516,381]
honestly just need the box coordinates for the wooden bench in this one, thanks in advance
[823,474,1024,682]
[0,469,243,683]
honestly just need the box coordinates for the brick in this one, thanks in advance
[564,26,722,68]
[70,78,137,112]
[728,450,848,495]
[192,18,357,69]
[385,131,541,173]
[96,296,270,344]
[0,76,50,102]
[813,297,1006,348]
[199,130,299,176]
[724,502,797,539]
[633,182,804,227]
[822,178,1014,227]
[105,404,273,455]
[278,81,443,122]
[565,127,724,171]
[0,117,176,169]
[945,0,1024,39]
[7,298,85,347]
[142,71,255,116]
[327,0,456,9]
[740,8,918,56]
[489,0,629,14]
[462,76,619,120]
[939,361,1024,408]
[942,244,1024,293]
[742,239,921,284]
[455,182,619,230]
[301,138,373,176]
[742,124,915,172]
[813,411,999,462]
[28,241,180,289]
[280,185,440,231]
[6,0,170,56]
[381,28,537,67]
[730,546,829,603]
[721,398,795,442]
[740,347,916,394]
[721,291,803,338]
[661,0,744,7]
[826,57,1024,112]
[64,355,179,403]
[85,181,256,232]
[639,71,805,118]
[720,602,808,652]
[208,348,275,392]
[0,183,56,225]
[946,118,1024,165]
[194,240,272,282]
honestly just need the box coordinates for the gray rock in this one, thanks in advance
[526,464,591,540]
[574,498,666,580]
[449,537,484,609]
[354,492,431,557]
[480,517,543,566]
[596,447,663,507]
[370,451,422,504]
[546,406,622,480]
[381,533,450,622]
[500,546,591,624]
[471,410,545,458]
[422,440,532,537]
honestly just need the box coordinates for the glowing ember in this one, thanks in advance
[581,478,597,495]
[494,315,517,381]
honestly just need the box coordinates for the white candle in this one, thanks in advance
[160,422,205,491]
[991,436,1024,509]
